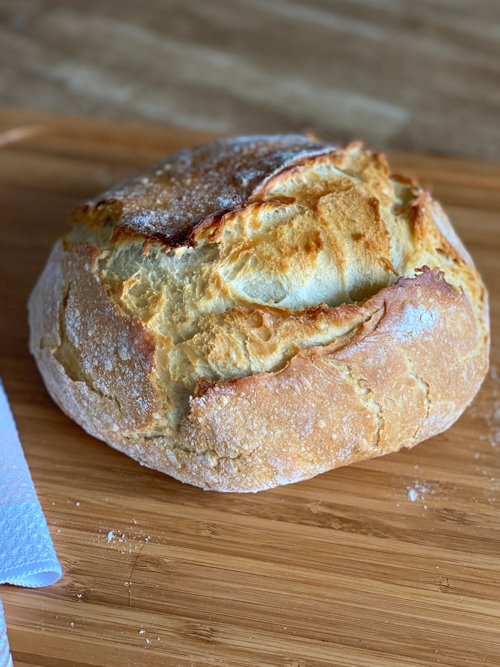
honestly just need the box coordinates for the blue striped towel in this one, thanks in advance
[0,380,62,666]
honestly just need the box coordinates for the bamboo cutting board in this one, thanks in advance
[0,107,499,667]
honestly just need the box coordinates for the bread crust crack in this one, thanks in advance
[52,287,123,414]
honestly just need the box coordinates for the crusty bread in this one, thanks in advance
[28,136,489,492]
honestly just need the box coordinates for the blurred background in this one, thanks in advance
[1,0,499,161]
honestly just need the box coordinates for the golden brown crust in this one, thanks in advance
[172,268,487,491]
[29,241,161,441]
[70,135,335,250]
[28,136,490,492]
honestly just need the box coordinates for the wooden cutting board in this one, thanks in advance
[1,106,499,667]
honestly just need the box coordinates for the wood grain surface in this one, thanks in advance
[1,0,500,162]
[0,106,500,667]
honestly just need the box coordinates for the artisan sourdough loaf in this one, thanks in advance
[28,136,489,492]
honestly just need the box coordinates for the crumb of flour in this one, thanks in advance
[407,488,418,502]
[407,482,430,502]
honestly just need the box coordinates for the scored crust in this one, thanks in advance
[28,136,489,492]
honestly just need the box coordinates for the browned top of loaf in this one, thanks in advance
[71,135,335,249]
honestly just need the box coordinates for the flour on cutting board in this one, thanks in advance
[104,528,153,554]
[407,481,432,502]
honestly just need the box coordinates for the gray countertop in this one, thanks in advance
[1,0,499,161]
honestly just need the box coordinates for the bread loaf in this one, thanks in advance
[28,136,489,492]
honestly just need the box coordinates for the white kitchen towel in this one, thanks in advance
[0,380,62,666]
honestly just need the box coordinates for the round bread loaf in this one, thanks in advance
[28,136,489,492]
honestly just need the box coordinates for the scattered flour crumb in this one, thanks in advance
[70,622,74,627]
[75,502,80,506]
[138,630,145,634]
[407,482,429,502]
[107,531,114,541]
[407,488,418,502]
